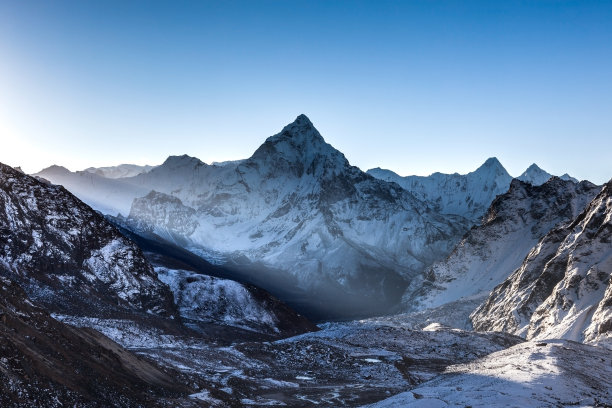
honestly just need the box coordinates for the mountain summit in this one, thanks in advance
[476,157,506,173]
[518,163,553,186]
[251,114,347,179]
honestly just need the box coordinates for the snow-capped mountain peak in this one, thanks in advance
[160,154,207,170]
[367,157,513,221]
[475,157,506,175]
[560,173,579,183]
[518,163,553,186]
[250,114,348,179]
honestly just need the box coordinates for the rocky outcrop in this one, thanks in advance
[0,163,176,319]
[471,180,612,345]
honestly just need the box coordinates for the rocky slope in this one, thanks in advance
[141,318,522,407]
[0,162,176,319]
[0,274,193,408]
[471,180,612,345]
[37,115,471,319]
[402,178,601,314]
[2,162,316,340]
[155,266,318,337]
[368,157,513,221]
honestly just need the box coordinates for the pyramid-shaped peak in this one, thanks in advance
[560,173,579,183]
[294,114,313,125]
[474,157,509,177]
[520,163,550,178]
[250,115,349,177]
[261,114,329,149]
[525,163,543,172]
[518,163,553,186]
[277,114,318,138]
[478,157,504,170]
[483,157,501,167]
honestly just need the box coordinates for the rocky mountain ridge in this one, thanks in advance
[0,162,176,319]
[471,179,612,346]
[368,160,581,223]
[403,177,601,314]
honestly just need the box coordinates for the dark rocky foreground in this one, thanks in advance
[0,276,194,407]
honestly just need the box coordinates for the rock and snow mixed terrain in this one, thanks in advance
[156,266,317,337]
[0,275,192,407]
[403,178,601,315]
[518,163,578,186]
[119,319,523,407]
[367,159,579,222]
[368,339,612,408]
[0,162,176,319]
[472,179,612,346]
[1,162,315,339]
[37,115,471,319]
[3,112,610,407]
[367,157,513,222]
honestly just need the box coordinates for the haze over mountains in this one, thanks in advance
[36,115,588,320]
[3,114,610,406]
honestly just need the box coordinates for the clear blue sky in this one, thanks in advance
[1,0,610,183]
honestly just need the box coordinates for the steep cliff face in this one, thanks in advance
[0,163,176,319]
[402,178,600,312]
[471,180,612,345]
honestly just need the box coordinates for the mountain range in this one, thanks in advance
[3,113,609,406]
[36,115,472,319]
[403,177,601,315]
[35,115,586,321]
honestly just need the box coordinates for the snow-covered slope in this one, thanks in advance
[367,339,612,408]
[0,162,176,319]
[84,163,156,179]
[37,115,471,318]
[403,178,601,313]
[471,179,612,345]
[518,163,579,186]
[368,157,512,221]
[156,266,317,336]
